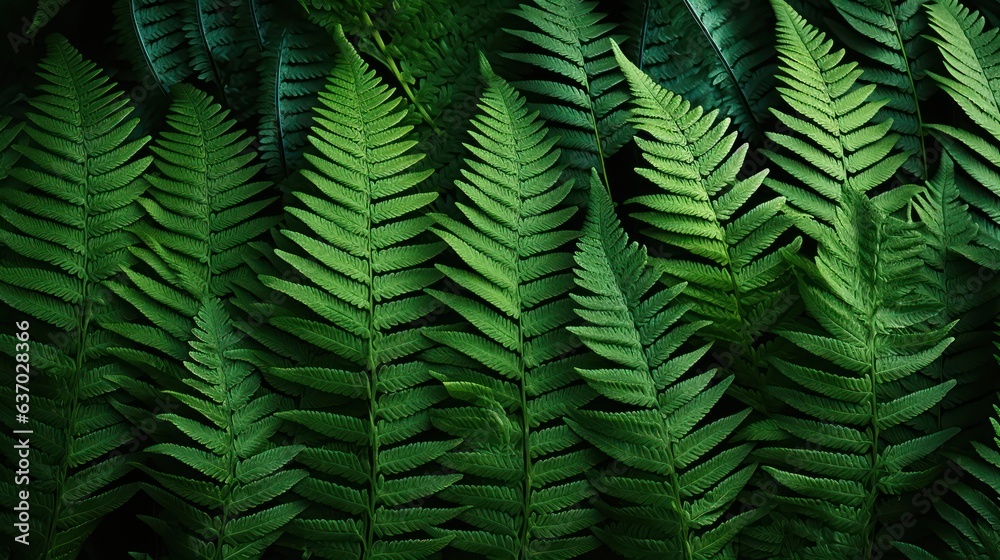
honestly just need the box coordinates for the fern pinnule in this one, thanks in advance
[423,56,601,560]
[566,172,760,559]
[0,34,151,559]
[258,26,463,560]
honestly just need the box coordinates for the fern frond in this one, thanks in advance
[112,0,193,98]
[762,185,958,557]
[909,154,1000,436]
[765,0,911,226]
[503,0,632,192]
[259,27,462,559]
[258,18,334,180]
[113,0,261,114]
[827,0,937,179]
[612,41,800,410]
[755,4,961,557]
[139,297,307,559]
[632,0,777,142]
[924,0,1000,270]
[424,57,601,559]
[0,34,151,559]
[896,400,1000,559]
[566,172,760,558]
[102,83,277,389]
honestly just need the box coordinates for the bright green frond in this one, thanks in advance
[612,40,800,410]
[765,0,910,226]
[424,57,600,559]
[828,0,937,179]
[0,34,150,559]
[567,172,759,559]
[259,27,459,560]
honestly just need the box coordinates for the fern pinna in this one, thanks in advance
[565,173,760,559]
[257,27,463,559]
[0,35,151,559]
[422,57,601,559]
[753,2,959,557]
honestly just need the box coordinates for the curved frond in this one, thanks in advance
[113,0,193,97]
[258,20,334,180]
[632,0,777,142]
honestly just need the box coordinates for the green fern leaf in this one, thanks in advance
[612,40,801,411]
[259,26,462,559]
[755,3,961,556]
[566,172,761,558]
[827,0,937,179]
[924,0,1000,270]
[503,0,632,192]
[138,298,306,559]
[102,83,277,391]
[424,57,601,559]
[764,0,911,227]
[632,0,777,142]
[0,34,150,559]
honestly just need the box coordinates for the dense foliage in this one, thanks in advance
[0,0,999,558]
